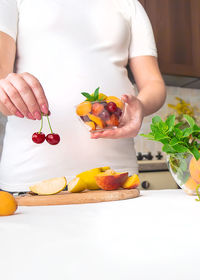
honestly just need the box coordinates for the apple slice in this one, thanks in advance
[29,177,67,195]
[68,177,87,193]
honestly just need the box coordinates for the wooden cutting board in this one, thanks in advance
[16,188,140,206]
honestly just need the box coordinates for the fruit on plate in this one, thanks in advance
[0,191,18,216]
[29,177,67,195]
[68,177,87,193]
[122,174,140,189]
[76,167,110,190]
[189,156,200,183]
[76,87,124,131]
[95,170,129,190]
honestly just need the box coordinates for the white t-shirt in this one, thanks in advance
[0,0,157,192]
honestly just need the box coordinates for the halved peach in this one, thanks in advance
[88,113,105,129]
[76,101,92,116]
[95,171,128,190]
[122,174,140,189]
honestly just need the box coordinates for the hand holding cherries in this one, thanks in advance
[32,112,60,145]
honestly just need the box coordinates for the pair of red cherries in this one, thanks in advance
[32,112,60,145]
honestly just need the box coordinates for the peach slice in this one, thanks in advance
[88,113,105,129]
[85,121,96,130]
[95,172,128,190]
[106,114,119,127]
[122,174,140,189]
[106,96,124,109]
[76,101,92,116]
[91,103,104,116]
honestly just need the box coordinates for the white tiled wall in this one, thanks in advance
[134,86,200,157]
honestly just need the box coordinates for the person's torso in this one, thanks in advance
[0,0,138,191]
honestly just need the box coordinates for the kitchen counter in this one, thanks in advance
[0,189,200,280]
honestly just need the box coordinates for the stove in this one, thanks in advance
[137,152,179,190]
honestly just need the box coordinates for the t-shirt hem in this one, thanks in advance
[129,51,158,59]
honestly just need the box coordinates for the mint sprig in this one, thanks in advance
[140,114,200,160]
[81,87,102,102]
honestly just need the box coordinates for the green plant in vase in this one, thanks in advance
[140,114,200,197]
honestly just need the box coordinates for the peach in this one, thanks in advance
[76,101,92,116]
[189,157,200,183]
[91,103,104,116]
[106,114,119,127]
[122,174,140,189]
[88,113,105,129]
[95,171,128,190]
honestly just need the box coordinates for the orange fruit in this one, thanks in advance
[184,176,199,193]
[189,157,200,183]
[76,101,92,116]
[0,191,18,216]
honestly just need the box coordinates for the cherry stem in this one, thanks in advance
[46,115,53,134]
[38,113,43,134]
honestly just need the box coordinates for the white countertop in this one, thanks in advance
[0,189,200,280]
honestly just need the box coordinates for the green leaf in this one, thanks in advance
[81,92,92,100]
[169,138,184,146]
[174,128,183,139]
[190,146,200,161]
[162,144,176,154]
[183,114,195,127]
[182,127,193,137]
[154,132,170,141]
[173,144,189,153]
[93,87,100,101]
[152,116,162,124]
[166,115,175,131]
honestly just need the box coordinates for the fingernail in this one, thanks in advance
[41,104,49,114]
[15,111,24,118]
[27,112,35,120]
[34,111,41,120]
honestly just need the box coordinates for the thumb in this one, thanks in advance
[121,94,136,105]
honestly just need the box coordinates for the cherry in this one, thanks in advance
[107,102,117,113]
[32,132,46,144]
[46,133,60,145]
